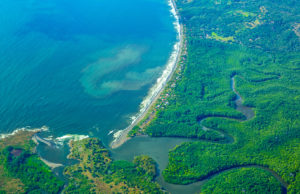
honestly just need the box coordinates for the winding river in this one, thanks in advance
[35,76,287,193]
[111,76,288,194]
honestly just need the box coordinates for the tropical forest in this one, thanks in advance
[0,0,299,193]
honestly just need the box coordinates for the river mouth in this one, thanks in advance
[34,74,285,194]
[110,136,206,194]
[108,76,285,193]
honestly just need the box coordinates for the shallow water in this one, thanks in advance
[231,77,255,120]
[0,0,177,145]
[110,136,205,194]
[0,0,271,193]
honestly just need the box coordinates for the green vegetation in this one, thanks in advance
[200,167,283,194]
[2,147,64,193]
[128,125,142,137]
[140,0,300,193]
[64,138,164,193]
[0,0,299,193]
[235,10,256,18]
[209,32,234,42]
[0,131,64,193]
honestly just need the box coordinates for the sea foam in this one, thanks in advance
[0,126,49,140]
[138,0,181,116]
[54,134,89,145]
[112,0,182,142]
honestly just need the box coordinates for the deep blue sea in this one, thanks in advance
[0,0,177,144]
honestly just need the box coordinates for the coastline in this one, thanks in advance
[110,0,184,149]
[0,128,64,170]
[0,126,49,140]
[31,133,64,169]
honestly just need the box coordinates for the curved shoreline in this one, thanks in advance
[0,126,49,140]
[110,0,183,149]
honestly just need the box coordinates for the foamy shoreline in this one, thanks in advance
[0,127,64,169]
[0,126,49,140]
[110,0,183,149]
[0,0,183,150]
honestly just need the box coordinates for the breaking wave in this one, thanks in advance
[52,134,89,146]
[0,126,49,140]
[112,0,182,141]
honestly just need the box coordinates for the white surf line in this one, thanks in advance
[0,126,49,140]
[110,0,183,149]
[33,134,52,147]
[54,134,89,146]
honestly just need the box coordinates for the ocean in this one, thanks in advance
[0,0,178,145]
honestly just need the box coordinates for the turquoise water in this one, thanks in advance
[0,0,177,144]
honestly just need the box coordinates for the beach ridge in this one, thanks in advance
[110,0,184,149]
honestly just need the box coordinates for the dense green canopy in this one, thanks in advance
[142,0,299,193]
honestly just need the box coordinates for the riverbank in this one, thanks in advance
[0,128,65,170]
[0,130,64,193]
[110,0,184,149]
[40,158,63,169]
[109,76,260,194]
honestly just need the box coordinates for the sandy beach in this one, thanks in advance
[110,0,184,149]
[31,134,64,169]
[40,158,64,169]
